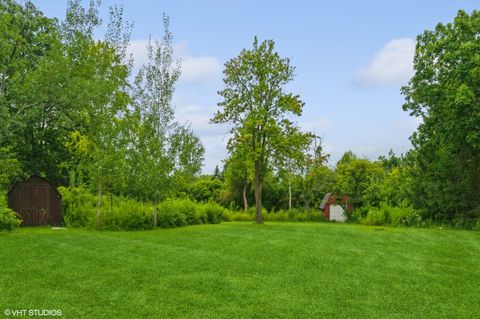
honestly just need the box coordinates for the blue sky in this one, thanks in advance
[33,0,480,173]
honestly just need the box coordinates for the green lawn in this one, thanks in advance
[0,222,479,318]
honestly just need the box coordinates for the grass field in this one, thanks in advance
[0,222,479,318]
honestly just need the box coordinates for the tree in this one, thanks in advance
[402,10,480,223]
[212,37,312,223]
[296,136,330,210]
[334,152,383,209]
[188,175,223,203]
[213,165,221,179]
[223,146,253,211]
[129,14,204,213]
[0,0,65,183]
[0,147,22,191]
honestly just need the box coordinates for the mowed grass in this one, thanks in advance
[0,222,479,318]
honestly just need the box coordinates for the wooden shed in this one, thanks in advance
[7,176,62,226]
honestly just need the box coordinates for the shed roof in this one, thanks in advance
[6,175,62,198]
[319,193,332,210]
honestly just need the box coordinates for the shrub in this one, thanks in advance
[0,192,22,231]
[264,210,289,222]
[228,208,325,223]
[359,203,421,227]
[0,208,21,231]
[389,205,421,226]
[246,206,268,216]
[0,194,21,231]
[199,201,228,224]
[107,199,152,231]
[229,212,253,221]
[157,198,198,227]
[362,207,388,226]
[59,187,97,227]
[156,198,228,227]
[351,206,370,223]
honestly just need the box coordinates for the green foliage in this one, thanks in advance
[188,176,223,202]
[358,203,421,227]
[212,37,313,223]
[0,192,21,231]
[157,198,196,228]
[228,208,325,222]
[201,201,229,223]
[1,1,203,206]
[229,212,253,222]
[59,186,97,227]
[157,199,228,227]
[105,199,152,231]
[288,137,331,210]
[127,16,204,203]
[402,10,480,223]
[361,207,389,226]
[334,152,384,208]
[60,187,226,230]
[0,147,23,191]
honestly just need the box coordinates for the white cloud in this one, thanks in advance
[354,38,415,87]
[127,39,222,85]
[300,116,330,133]
[180,56,222,84]
[174,103,223,136]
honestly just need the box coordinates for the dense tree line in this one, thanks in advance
[205,10,480,227]
[1,2,479,229]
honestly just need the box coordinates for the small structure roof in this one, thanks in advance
[319,193,332,210]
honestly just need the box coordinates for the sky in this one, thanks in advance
[32,0,480,173]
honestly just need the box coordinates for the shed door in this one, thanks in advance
[35,185,50,225]
[21,184,34,226]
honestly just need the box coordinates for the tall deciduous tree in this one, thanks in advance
[130,15,204,215]
[402,10,480,223]
[212,37,312,223]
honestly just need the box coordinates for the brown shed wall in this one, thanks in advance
[7,176,62,226]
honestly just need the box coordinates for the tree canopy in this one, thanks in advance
[402,9,480,223]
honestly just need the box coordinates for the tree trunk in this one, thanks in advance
[96,183,102,227]
[254,160,263,224]
[242,180,249,212]
[288,181,292,210]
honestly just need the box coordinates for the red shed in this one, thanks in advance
[319,193,352,221]
[7,176,62,226]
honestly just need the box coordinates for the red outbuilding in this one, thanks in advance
[319,193,352,221]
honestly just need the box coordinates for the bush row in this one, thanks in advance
[59,187,228,230]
